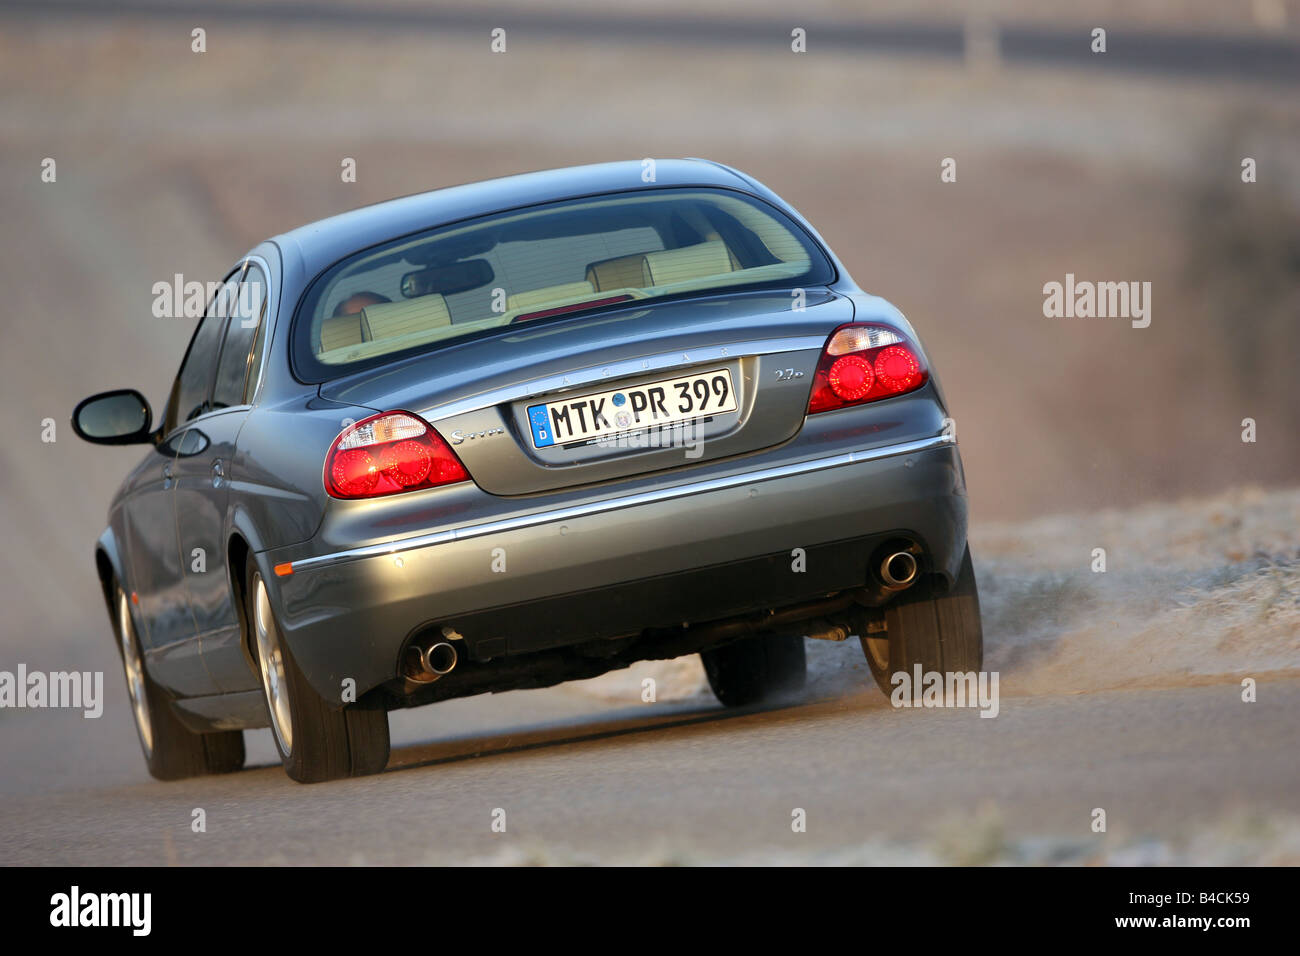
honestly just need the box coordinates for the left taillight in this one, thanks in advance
[807,323,929,414]
[324,411,469,499]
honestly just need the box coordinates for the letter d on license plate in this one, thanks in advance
[528,368,736,448]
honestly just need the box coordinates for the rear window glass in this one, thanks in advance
[293,188,834,380]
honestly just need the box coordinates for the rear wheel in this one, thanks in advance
[701,633,807,707]
[247,567,390,783]
[113,585,245,780]
[861,546,984,696]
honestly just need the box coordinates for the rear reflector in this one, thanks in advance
[324,411,469,499]
[808,324,928,414]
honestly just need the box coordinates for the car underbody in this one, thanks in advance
[389,530,930,708]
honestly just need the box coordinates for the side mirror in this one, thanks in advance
[72,389,155,445]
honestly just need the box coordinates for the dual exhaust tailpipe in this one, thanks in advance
[808,550,917,637]
[879,550,919,590]
[854,545,922,608]
[403,638,458,684]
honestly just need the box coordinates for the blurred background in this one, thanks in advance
[0,1,1297,840]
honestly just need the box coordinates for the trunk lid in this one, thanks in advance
[318,289,850,495]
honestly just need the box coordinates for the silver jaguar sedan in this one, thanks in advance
[73,159,982,783]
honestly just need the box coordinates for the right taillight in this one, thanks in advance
[324,410,469,499]
[807,323,929,414]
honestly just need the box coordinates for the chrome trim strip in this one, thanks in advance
[419,335,827,422]
[290,434,955,574]
[242,253,276,407]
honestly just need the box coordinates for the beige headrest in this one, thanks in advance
[507,280,596,312]
[318,313,366,352]
[360,295,452,341]
[585,254,651,292]
[643,239,735,287]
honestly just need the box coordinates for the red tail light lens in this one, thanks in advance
[324,411,469,499]
[827,354,875,401]
[807,324,929,414]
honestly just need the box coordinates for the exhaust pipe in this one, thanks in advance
[880,551,919,589]
[403,640,459,683]
[425,642,458,674]
[803,620,853,642]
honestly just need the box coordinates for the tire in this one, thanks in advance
[112,585,245,781]
[246,565,390,783]
[701,633,807,707]
[861,545,984,697]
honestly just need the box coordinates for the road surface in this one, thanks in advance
[1,671,1297,865]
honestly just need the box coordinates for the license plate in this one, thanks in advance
[527,368,737,448]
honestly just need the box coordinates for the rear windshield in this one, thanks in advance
[292,187,835,380]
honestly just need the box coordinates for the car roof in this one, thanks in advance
[273,158,758,280]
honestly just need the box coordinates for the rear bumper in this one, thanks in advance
[264,435,968,703]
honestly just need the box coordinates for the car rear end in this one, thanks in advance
[259,179,970,707]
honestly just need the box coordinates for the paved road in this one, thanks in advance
[4,0,1300,85]
[1,676,1295,865]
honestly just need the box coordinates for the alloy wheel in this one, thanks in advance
[116,589,154,756]
[252,573,294,756]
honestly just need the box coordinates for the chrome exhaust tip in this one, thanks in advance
[880,551,919,589]
[425,641,458,676]
[403,639,459,683]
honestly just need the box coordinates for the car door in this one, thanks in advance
[173,262,269,693]
[120,294,230,697]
